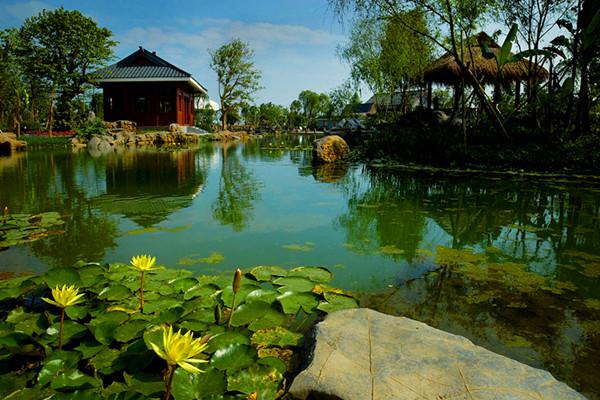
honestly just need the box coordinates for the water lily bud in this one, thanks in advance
[232,268,242,293]
[200,333,213,345]
[2,206,7,217]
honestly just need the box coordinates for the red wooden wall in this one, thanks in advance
[102,82,195,127]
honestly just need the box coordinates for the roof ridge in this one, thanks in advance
[115,47,191,77]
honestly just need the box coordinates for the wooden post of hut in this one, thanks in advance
[427,81,433,109]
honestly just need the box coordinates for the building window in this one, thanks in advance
[136,96,147,113]
[159,96,172,113]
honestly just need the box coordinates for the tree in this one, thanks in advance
[288,99,305,129]
[258,102,288,131]
[241,104,260,128]
[338,10,432,119]
[17,7,115,131]
[298,90,331,129]
[500,0,575,103]
[0,29,27,134]
[329,83,361,119]
[209,39,262,130]
[195,105,216,132]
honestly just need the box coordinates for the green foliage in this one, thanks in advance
[0,260,357,399]
[329,82,361,120]
[195,106,216,132]
[338,9,432,113]
[209,39,262,130]
[15,7,115,129]
[76,118,106,140]
[21,135,72,149]
[258,102,288,131]
[297,90,331,129]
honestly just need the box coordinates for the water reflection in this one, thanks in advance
[0,151,118,268]
[338,167,600,398]
[92,148,209,227]
[212,143,261,231]
[0,147,211,267]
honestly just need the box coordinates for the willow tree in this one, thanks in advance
[331,0,510,137]
[338,9,432,117]
[209,39,262,130]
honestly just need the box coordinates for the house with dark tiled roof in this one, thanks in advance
[96,47,207,127]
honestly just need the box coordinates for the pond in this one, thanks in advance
[1,138,599,398]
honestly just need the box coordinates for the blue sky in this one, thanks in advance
[0,0,352,106]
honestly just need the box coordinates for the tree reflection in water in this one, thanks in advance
[212,143,261,231]
[0,151,118,268]
[338,167,600,398]
[92,148,209,227]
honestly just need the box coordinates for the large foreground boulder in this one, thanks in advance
[289,309,585,400]
[312,135,349,163]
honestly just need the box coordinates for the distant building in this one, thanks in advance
[96,47,207,127]
[353,102,377,116]
[354,90,426,116]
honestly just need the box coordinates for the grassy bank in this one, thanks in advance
[22,135,73,150]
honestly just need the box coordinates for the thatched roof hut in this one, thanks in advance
[424,33,548,85]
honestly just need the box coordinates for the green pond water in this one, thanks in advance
[1,138,599,398]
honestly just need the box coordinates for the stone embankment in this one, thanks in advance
[289,308,585,400]
[0,132,27,155]
[74,121,214,155]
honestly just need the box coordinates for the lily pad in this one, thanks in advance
[44,268,81,288]
[248,309,287,331]
[272,277,315,293]
[230,302,272,327]
[172,368,227,400]
[281,243,313,252]
[288,266,332,283]
[245,289,279,304]
[251,327,303,348]
[183,285,217,301]
[98,285,131,302]
[276,291,318,314]
[226,364,282,400]
[89,348,121,374]
[211,344,257,372]
[317,293,359,314]
[114,320,150,343]
[248,266,288,281]
[122,372,165,397]
[92,321,120,345]
[221,284,260,306]
[206,332,251,353]
[143,297,182,314]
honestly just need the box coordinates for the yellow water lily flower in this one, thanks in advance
[42,284,85,308]
[150,325,209,374]
[130,254,157,271]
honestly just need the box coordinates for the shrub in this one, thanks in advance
[76,118,106,140]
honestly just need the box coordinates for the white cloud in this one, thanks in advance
[0,1,51,24]
[115,18,348,104]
